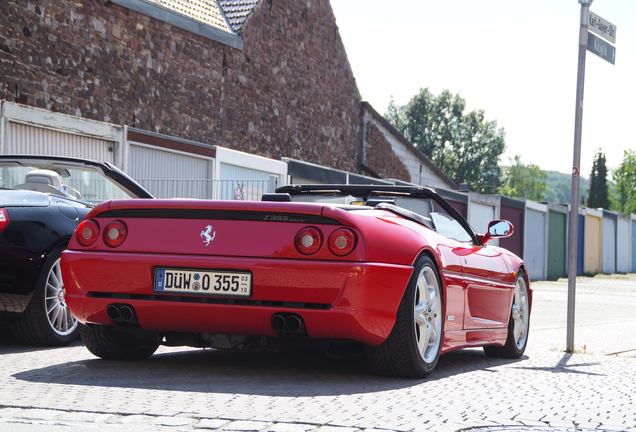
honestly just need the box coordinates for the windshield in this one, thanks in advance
[288,192,475,244]
[0,165,137,205]
[290,194,434,216]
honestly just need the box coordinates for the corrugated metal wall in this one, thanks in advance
[584,215,601,274]
[500,205,523,259]
[219,163,278,201]
[525,208,546,281]
[437,190,468,218]
[468,202,495,236]
[601,216,617,274]
[577,214,585,276]
[128,144,213,199]
[219,163,277,181]
[632,219,636,273]
[7,122,114,162]
[616,217,630,273]
[446,200,467,218]
[547,211,567,280]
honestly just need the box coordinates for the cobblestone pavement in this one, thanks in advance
[1,274,635,432]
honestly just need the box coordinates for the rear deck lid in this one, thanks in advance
[0,189,51,208]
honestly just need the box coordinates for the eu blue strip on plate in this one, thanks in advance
[155,269,166,291]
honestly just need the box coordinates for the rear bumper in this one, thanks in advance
[62,251,413,346]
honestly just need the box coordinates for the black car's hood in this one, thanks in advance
[0,188,51,207]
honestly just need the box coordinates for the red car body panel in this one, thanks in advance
[63,250,413,345]
[62,194,531,353]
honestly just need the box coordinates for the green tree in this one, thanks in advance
[543,170,590,205]
[385,96,405,132]
[386,88,505,194]
[500,155,547,201]
[611,150,636,213]
[587,150,610,209]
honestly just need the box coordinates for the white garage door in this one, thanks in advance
[525,208,546,281]
[128,143,214,199]
[601,217,617,275]
[6,122,115,163]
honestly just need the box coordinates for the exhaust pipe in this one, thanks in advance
[272,314,286,332]
[271,313,306,336]
[106,304,137,323]
[119,305,134,321]
[107,305,120,321]
[286,315,304,333]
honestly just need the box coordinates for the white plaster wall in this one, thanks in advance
[364,112,453,189]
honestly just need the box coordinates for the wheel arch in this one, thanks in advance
[44,238,71,256]
[409,247,447,337]
[516,263,532,314]
[365,248,445,378]
[412,246,447,297]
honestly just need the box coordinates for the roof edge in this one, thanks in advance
[111,0,243,49]
[214,0,239,35]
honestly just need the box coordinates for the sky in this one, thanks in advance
[330,0,636,177]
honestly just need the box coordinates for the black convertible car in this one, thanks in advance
[0,155,152,346]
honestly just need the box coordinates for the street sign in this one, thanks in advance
[587,32,616,65]
[588,11,617,45]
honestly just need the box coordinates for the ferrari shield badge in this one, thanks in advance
[200,225,216,246]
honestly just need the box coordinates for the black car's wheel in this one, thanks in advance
[484,270,530,359]
[80,324,160,360]
[366,255,444,379]
[11,245,79,346]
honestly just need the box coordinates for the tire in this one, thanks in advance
[366,255,444,378]
[80,323,160,360]
[484,270,530,359]
[10,245,79,346]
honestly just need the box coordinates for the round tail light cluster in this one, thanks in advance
[294,227,322,255]
[75,219,127,247]
[104,221,127,247]
[328,228,357,256]
[76,219,100,246]
[294,226,357,257]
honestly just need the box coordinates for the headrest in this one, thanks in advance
[24,169,64,187]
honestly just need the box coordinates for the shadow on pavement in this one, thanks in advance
[512,352,605,376]
[0,324,83,354]
[10,345,527,396]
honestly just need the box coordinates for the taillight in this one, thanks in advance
[103,220,127,247]
[294,227,322,255]
[76,219,100,246]
[0,209,9,234]
[328,228,357,256]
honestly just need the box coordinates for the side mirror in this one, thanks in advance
[478,220,514,245]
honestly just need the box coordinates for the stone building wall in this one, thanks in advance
[0,0,362,173]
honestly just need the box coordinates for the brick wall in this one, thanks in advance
[0,0,362,172]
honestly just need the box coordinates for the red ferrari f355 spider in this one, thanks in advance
[62,184,531,378]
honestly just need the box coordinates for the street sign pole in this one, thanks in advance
[567,0,593,354]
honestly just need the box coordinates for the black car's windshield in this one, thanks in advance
[0,165,136,205]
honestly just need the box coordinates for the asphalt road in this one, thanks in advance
[1,274,635,432]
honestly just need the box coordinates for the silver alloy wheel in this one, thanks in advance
[45,257,78,336]
[512,275,529,350]
[414,265,443,363]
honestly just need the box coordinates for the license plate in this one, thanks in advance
[154,268,252,297]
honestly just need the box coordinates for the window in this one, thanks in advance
[430,212,474,243]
